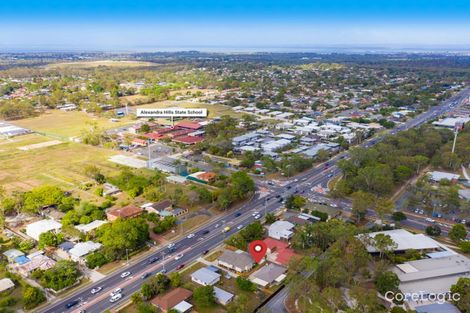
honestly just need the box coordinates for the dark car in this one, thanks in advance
[201,230,210,235]
[234,212,242,217]
[202,250,210,255]
[148,257,160,264]
[65,300,80,309]
[176,264,185,270]
[275,195,281,198]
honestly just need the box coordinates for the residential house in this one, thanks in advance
[103,183,121,196]
[149,157,187,175]
[68,241,102,262]
[249,263,287,287]
[191,267,221,286]
[3,249,24,263]
[217,250,255,273]
[106,205,143,221]
[268,221,295,241]
[75,220,107,234]
[151,287,193,313]
[141,199,172,214]
[0,278,15,293]
[26,219,62,241]
[263,238,298,266]
[427,171,460,183]
[213,286,234,305]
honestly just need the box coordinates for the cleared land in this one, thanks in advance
[13,110,135,138]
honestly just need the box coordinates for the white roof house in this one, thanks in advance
[358,229,442,253]
[173,301,192,313]
[268,221,295,241]
[75,220,108,233]
[191,267,221,286]
[428,171,460,182]
[26,219,62,241]
[213,286,234,305]
[0,278,15,293]
[69,241,102,261]
[392,254,470,306]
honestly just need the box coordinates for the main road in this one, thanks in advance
[40,87,470,313]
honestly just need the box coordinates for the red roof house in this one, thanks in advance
[263,237,299,266]
[106,205,143,221]
[175,121,203,130]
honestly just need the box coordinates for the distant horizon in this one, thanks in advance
[3,44,470,55]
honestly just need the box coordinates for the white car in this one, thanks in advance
[120,271,131,278]
[425,218,435,223]
[187,233,195,239]
[91,287,102,294]
[254,214,261,219]
[237,224,243,230]
[252,212,259,217]
[174,253,184,260]
[110,288,122,297]
[110,293,122,303]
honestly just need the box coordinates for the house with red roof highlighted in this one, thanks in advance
[263,237,299,266]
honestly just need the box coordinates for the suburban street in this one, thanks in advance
[39,87,470,313]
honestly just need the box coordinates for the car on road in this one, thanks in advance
[327,174,333,178]
[148,256,160,264]
[110,293,122,303]
[141,272,151,279]
[175,253,184,260]
[254,214,261,219]
[223,226,231,233]
[187,233,195,239]
[158,269,167,274]
[201,230,210,235]
[120,271,131,278]
[252,211,259,216]
[202,250,210,255]
[425,218,435,223]
[237,224,243,230]
[110,288,122,297]
[176,264,185,270]
[65,300,80,309]
[214,224,220,228]
[234,212,242,217]
[91,287,102,294]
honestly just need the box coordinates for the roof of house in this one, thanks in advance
[26,219,62,241]
[213,286,234,304]
[428,171,460,181]
[191,267,221,284]
[175,121,203,130]
[218,250,254,269]
[58,241,75,251]
[75,220,108,233]
[0,278,15,293]
[173,135,204,144]
[268,221,295,238]
[3,249,24,260]
[107,205,143,219]
[16,254,56,272]
[263,237,298,266]
[152,199,173,211]
[250,263,287,284]
[69,241,102,258]
[358,229,442,253]
[172,301,192,313]
[416,303,461,313]
[151,287,193,310]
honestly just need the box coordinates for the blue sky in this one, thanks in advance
[1,0,470,51]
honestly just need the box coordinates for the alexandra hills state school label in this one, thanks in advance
[136,108,207,118]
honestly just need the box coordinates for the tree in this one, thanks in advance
[450,277,470,313]
[35,260,80,291]
[86,252,108,269]
[193,285,216,307]
[265,213,276,224]
[38,231,64,249]
[449,224,467,243]
[459,240,470,253]
[168,272,182,288]
[141,274,171,300]
[285,195,306,210]
[425,225,441,237]
[23,286,46,309]
[375,198,394,222]
[311,210,328,222]
[391,212,407,222]
[372,234,397,259]
[236,276,256,292]
[352,191,376,221]
[375,271,399,295]
[230,171,255,199]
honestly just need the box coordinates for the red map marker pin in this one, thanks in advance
[248,240,267,263]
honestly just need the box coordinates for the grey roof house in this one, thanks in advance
[249,263,287,287]
[191,267,221,286]
[217,250,255,273]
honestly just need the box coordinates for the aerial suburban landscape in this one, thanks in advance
[1,1,470,313]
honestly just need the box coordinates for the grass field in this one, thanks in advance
[44,60,159,70]
[0,135,120,194]
[13,110,135,139]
